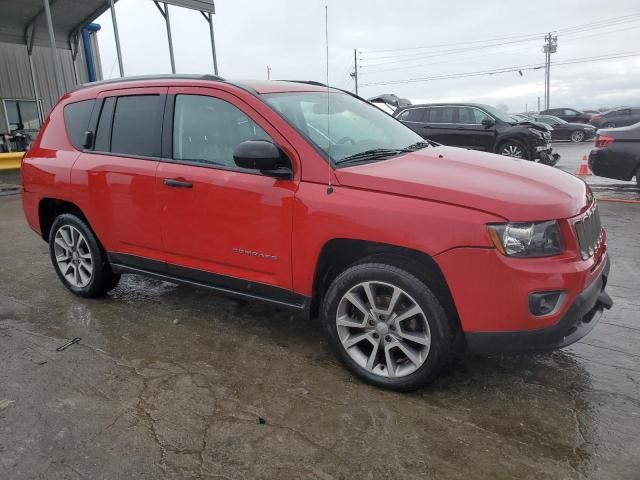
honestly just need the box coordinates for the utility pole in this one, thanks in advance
[350,48,358,95]
[542,33,558,110]
[266,65,271,80]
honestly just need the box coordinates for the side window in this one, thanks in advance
[172,94,271,170]
[472,109,491,124]
[428,107,455,123]
[110,95,163,157]
[563,109,576,116]
[63,100,95,150]
[398,108,424,122]
[457,107,474,124]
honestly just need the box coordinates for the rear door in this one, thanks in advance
[424,106,460,146]
[156,86,297,297]
[71,87,166,263]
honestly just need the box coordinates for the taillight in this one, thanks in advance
[595,134,615,148]
[591,114,602,122]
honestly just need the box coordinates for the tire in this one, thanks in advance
[321,262,457,391]
[498,140,530,160]
[636,167,640,188]
[570,130,585,143]
[49,214,120,298]
[602,122,616,128]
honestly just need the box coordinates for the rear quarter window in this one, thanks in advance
[63,100,95,150]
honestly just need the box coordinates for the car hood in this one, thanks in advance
[335,146,589,221]
[515,120,551,132]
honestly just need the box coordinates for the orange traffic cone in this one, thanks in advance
[576,155,591,176]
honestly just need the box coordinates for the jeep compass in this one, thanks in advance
[21,75,612,391]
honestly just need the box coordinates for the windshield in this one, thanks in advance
[263,92,424,162]
[480,105,517,123]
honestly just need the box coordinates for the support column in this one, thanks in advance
[201,10,218,75]
[109,0,125,77]
[24,24,43,123]
[42,0,65,96]
[154,2,176,74]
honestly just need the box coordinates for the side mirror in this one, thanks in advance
[233,140,292,179]
[481,118,495,127]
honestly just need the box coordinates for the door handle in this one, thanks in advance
[163,178,193,188]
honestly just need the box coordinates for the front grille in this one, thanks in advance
[574,204,603,260]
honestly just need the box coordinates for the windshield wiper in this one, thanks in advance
[404,140,435,150]
[334,148,407,165]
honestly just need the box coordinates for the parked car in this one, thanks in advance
[395,103,558,164]
[368,93,411,115]
[21,75,612,391]
[589,122,640,186]
[531,115,597,142]
[590,108,640,129]
[540,107,592,124]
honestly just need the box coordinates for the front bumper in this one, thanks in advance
[465,256,612,354]
[537,148,560,166]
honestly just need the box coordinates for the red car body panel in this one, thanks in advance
[21,77,609,341]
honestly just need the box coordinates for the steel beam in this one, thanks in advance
[109,0,125,77]
[42,0,65,96]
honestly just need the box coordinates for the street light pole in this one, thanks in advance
[543,33,557,110]
[350,48,358,95]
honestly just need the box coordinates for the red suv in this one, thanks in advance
[22,75,612,391]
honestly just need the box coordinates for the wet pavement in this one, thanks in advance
[1,191,640,479]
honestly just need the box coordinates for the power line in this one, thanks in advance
[360,51,640,87]
[360,13,640,57]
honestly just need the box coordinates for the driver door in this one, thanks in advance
[156,87,298,295]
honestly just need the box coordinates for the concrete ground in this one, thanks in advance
[1,193,639,480]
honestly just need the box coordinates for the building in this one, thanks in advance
[0,1,110,151]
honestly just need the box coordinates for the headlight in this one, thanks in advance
[528,127,544,137]
[487,221,564,257]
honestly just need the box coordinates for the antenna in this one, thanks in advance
[325,5,333,194]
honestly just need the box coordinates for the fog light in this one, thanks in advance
[529,291,565,316]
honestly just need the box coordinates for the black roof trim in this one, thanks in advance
[71,74,225,92]
[277,80,361,99]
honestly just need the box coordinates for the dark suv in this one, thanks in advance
[540,107,592,124]
[590,108,640,129]
[395,103,558,164]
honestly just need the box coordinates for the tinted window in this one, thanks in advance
[563,109,577,116]
[173,94,271,170]
[63,100,95,150]
[94,98,116,152]
[427,107,455,123]
[5,100,41,132]
[110,95,163,157]
[398,108,425,122]
[458,107,490,124]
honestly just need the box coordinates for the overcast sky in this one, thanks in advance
[95,0,640,112]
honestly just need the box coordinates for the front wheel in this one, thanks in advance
[602,122,616,128]
[498,140,529,160]
[636,166,640,188]
[321,263,457,391]
[49,214,121,298]
[570,130,585,143]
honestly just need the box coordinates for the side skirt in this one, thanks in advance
[108,253,311,317]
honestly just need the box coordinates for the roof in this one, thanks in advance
[0,0,216,50]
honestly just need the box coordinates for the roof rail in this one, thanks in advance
[278,80,362,100]
[71,74,225,92]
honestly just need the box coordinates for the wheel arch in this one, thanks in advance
[310,238,461,330]
[39,198,91,243]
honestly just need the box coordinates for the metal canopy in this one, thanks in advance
[0,0,116,50]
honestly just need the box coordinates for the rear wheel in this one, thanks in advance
[570,130,585,143]
[498,140,529,160]
[49,214,120,298]
[602,122,616,128]
[321,263,457,391]
[636,166,640,188]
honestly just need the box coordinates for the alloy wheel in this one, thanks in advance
[336,281,431,378]
[501,143,523,158]
[570,131,585,143]
[54,225,94,288]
